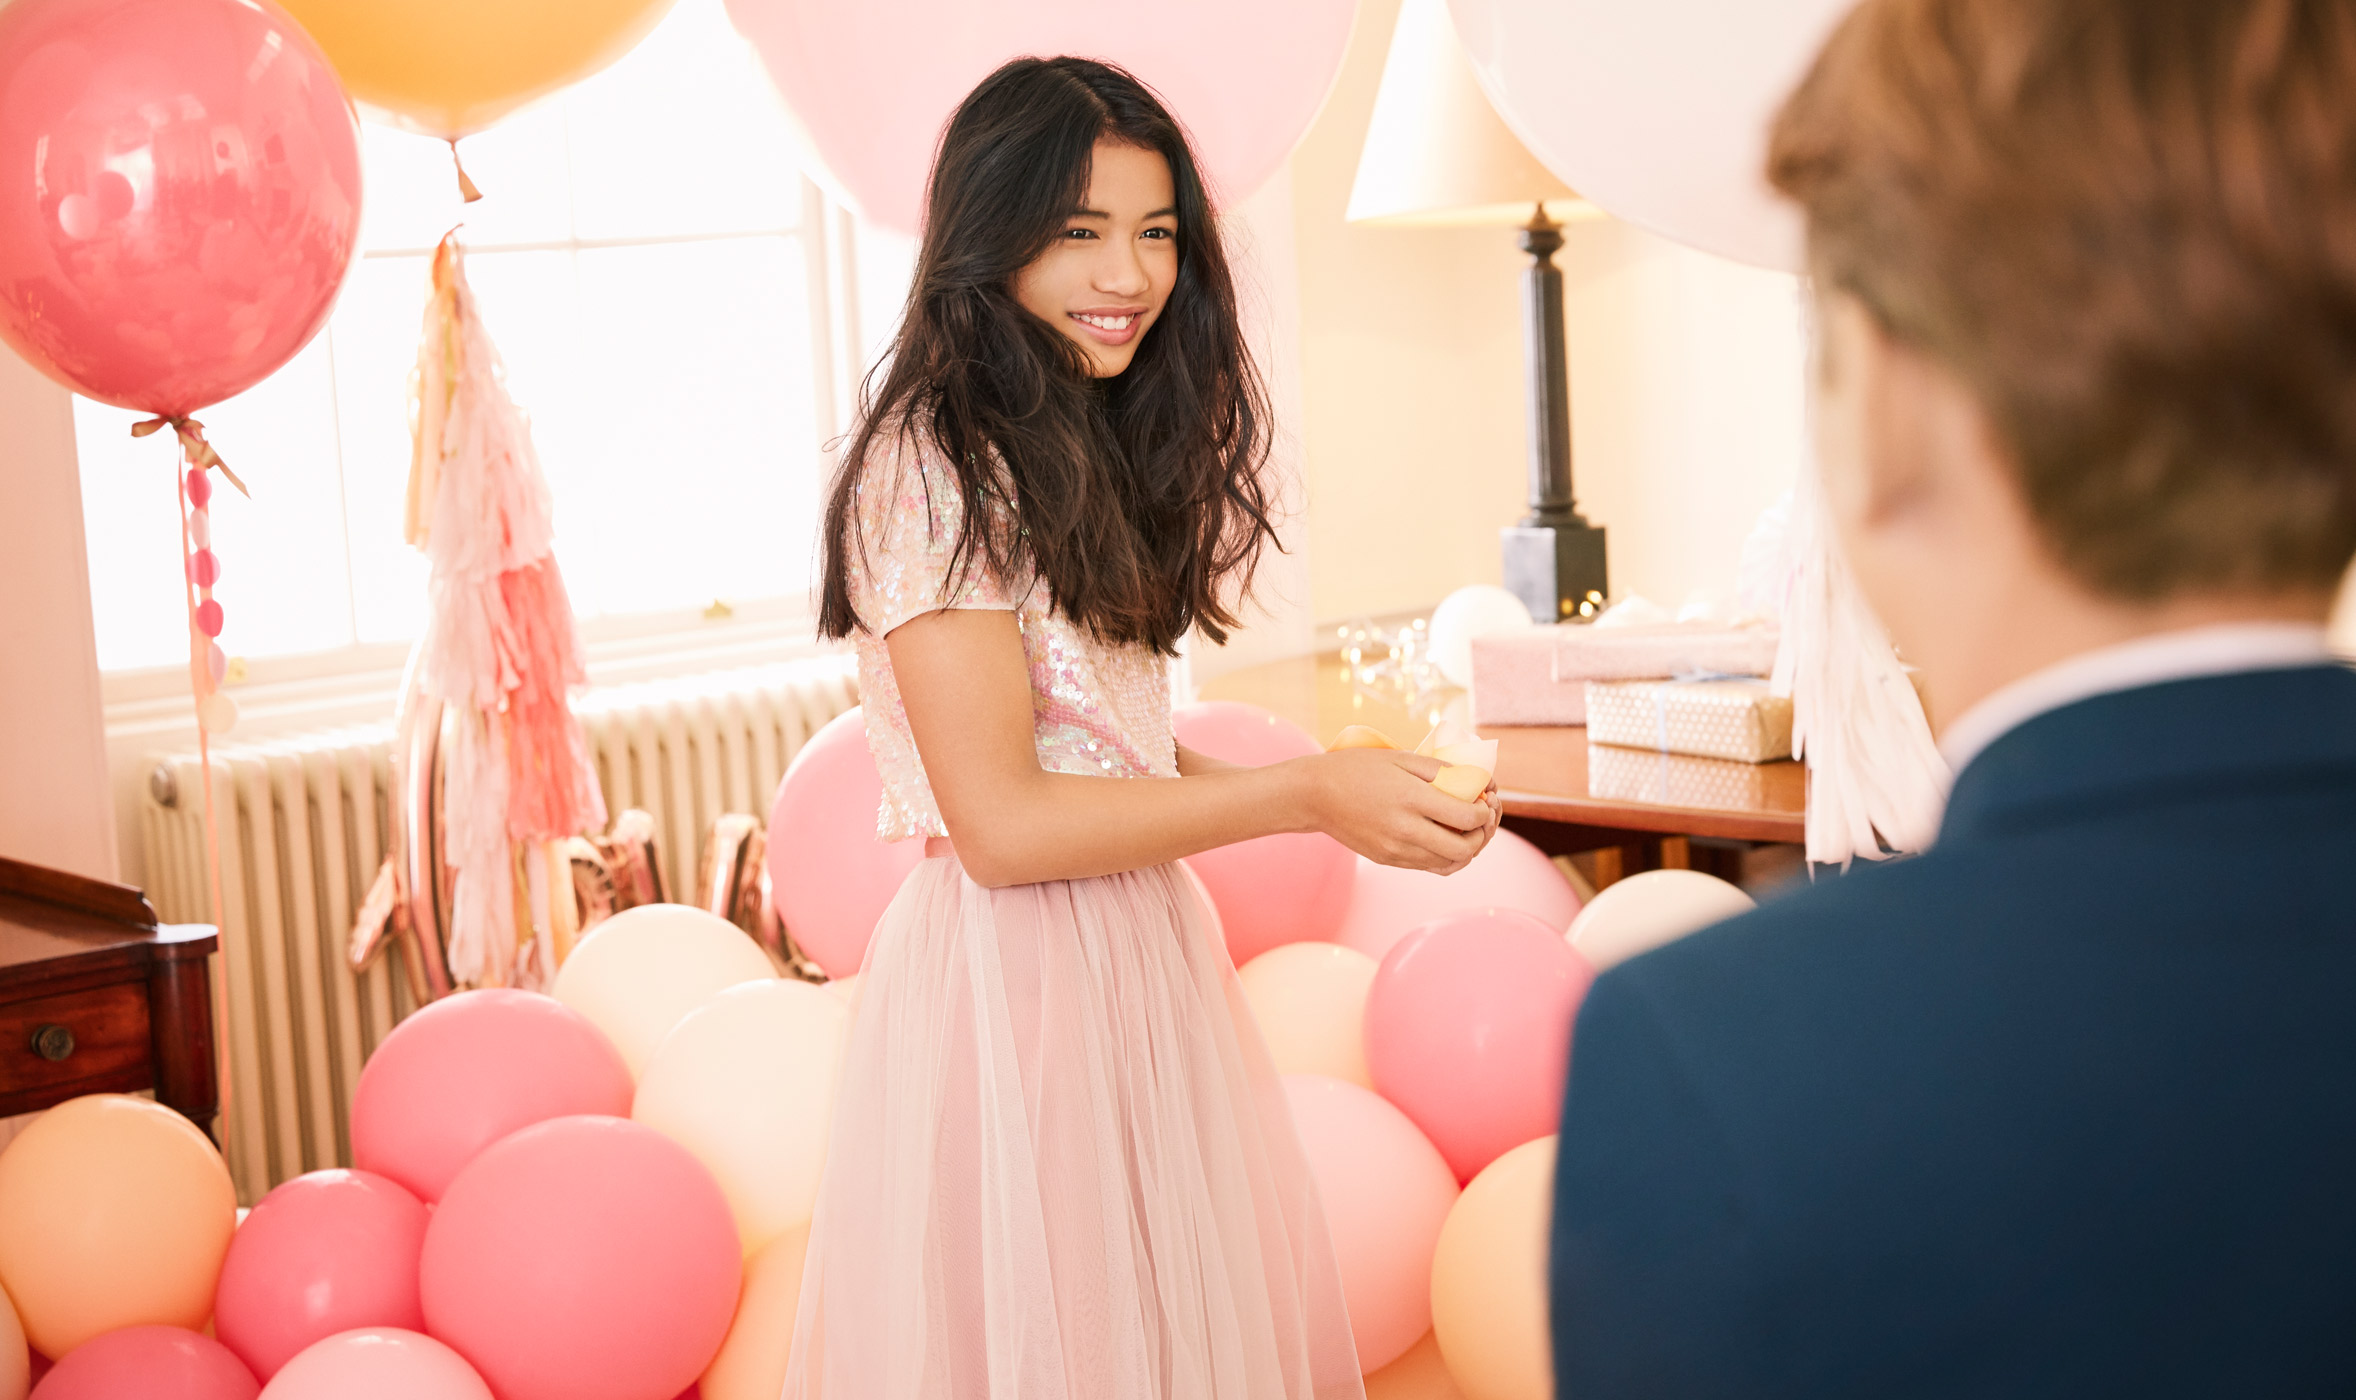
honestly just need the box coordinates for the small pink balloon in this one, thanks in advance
[1282,1075,1459,1374]
[1365,910,1596,1182]
[185,470,213,509]
[351,989,632,1203]
[724,0,1354,234]
[0,0,362,415]
[187,549,221,589]
[195,600,224,638]
[32,1325,257,1400]
[765,708,925,978]
[258,1329,491,1400]
[419,1116,741,1400]
[214,1170,429,1381]
[1171,702,1354,964]
[1336,827,1582,963]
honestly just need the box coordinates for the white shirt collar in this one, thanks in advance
[1936,622,2337,776]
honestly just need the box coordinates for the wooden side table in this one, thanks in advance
[1200,654,1806,887]
[0,855,219,1139]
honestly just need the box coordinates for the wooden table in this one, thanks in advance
[1201,653,1805,885]
[0,856,219,1138]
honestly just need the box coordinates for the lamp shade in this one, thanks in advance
[1347,0,1594,226]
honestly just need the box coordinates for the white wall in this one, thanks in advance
[0,348,117,882]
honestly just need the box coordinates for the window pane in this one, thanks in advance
[76,338,357,671]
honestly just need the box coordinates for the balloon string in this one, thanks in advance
[450,140,483,204]
[171,434,231,1140]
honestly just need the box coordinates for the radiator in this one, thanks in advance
[140,652,860,1202]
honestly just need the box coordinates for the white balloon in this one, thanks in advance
[1238,943,1381,1089]
[1448,0,1852,271]
[1567,869,1756,971]
[551,903,778,1077]
[634,979,850,1255]
[1430,584,1534,689]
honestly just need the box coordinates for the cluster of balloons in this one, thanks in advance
[0,903,843,1400]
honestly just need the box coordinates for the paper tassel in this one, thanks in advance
[401,233,608,990]
[1769,457,1950,867]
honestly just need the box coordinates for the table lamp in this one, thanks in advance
[1347,0,1608,622]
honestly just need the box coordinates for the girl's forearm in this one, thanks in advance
[941,760,1318,887]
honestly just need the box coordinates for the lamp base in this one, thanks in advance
[1502,522,1608,623]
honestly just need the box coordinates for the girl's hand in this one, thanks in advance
[1293,748,1500,874]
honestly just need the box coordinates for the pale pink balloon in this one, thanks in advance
[419,1116,741,1400]
[259,1329,491,1400]
[724,0,1354,233]
[214,1171,428,1381]
[31,1326,256,1400]
[0,0,362,415]
[1336,827,1580,964]
[1172,702,1354,965]
[1282,1074,1460,1374]
[351,989,633,1203]
[1365,910,1596,1181]
[766,707,925,979]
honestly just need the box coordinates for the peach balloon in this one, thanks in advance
[698,1224,809,1400]
[0,1279,25,1400]
[1238,943,1380,1088]
[552,904,778,1076]
[259,1328,492,1400]
[633,980,850,1253]
[1565,868,1755,971]
[1335,830,1579,964]
[1430,1137,1557,1400]
[0,1096,235,1357]
[1364,1331,1467,1400]
[1282,1075,1459,1373]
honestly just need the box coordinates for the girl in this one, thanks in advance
[785,57,1501,1400]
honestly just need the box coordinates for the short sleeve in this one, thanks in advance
[848,429,1022,637]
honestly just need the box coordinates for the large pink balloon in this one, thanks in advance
[1282,1075,1459,1374]
[1172,702,1355,965]
[0,0,362,414]
[419,1116,741,1400]
[31,1325,257,1400]
[351,989,633,1203]
[723,0,1355,233]
[259,1329,491,1400]
[214,1171,428,1382]
[766,707,924,979]
[1448,0,1849,271]
[1335,827,1580,964]
[1364,909,1595,1181]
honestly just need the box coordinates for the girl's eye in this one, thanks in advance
[1063,227,1096,240]
[1141,227,1174,241]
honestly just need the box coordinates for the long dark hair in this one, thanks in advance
[815,57,1276,655]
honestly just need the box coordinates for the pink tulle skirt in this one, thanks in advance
[782,850,1366,1400]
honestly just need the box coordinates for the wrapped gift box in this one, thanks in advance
[1585,675,1794,763]
[1588,742,1781,812]
[1470,623,1780,727]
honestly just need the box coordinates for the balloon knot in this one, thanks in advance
[450,140,483,204]
[132,414,249,497]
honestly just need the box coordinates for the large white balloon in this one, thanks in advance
[1429,585,1533,689]
[1447,0,1853,270]
[1566,869,1755,971]
[551,904,778,1077]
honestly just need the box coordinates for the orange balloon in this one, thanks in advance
[0,1278,27,1400]
[1429,1137,1556,1400]
[699,1224,810,1400]
[1364,1331,1467,1400]
[0,1096,236,1358]
[275,0,677,138]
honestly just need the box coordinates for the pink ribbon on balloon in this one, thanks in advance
[131,416,248,498]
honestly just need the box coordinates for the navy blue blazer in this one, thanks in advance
[1549,663,2356,1397]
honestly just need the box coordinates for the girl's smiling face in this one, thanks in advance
[1013,140,1179,377]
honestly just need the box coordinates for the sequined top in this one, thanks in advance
[847,426,1179,841]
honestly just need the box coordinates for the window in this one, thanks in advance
[74,0,888,676]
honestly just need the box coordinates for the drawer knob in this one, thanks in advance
[30,1024,74,1062]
